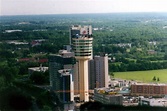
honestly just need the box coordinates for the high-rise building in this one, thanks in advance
[58,69,74,103]
[89,54,109,89]
[70,25,93,102]
[59,50,79,95]
[49,48,78,110]
[88,59,96,89]
[49,50,75,91]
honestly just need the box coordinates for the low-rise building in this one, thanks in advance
[118,87,131,95]
[131,83,167,97]
[139,97,167,107]
[94,88,123,105]
[28,65,48,75]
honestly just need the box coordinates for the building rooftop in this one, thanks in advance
[50,50,74,58]
[28,66,48,72]
[58,69,72,76]
[132,83,167,86]
[95,87,120,96]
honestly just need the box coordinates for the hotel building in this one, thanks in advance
[89,54,109,89]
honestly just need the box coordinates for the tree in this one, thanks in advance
[157,77,160,82]
[164,54,167,60]
[0,77,5,90]
[110,72,114,77]
[152,76,156,81]
[29,71,46,85]
[0,65,14,84]
[0,86,32,110]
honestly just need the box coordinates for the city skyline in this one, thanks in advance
[1,0,167,16]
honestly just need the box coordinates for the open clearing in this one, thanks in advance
[114,69,167,83]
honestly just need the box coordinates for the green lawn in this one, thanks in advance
[113,69,167,83]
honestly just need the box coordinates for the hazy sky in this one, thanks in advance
[1,0,167,15]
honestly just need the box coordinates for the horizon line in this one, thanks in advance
[1,11,167,17]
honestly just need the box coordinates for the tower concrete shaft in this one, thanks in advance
[78,60,89,101]
[73,37,93,102]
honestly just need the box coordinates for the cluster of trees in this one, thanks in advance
[152,76,160,82]
[0,85,32,110]
[0,61,52,110]
[0,51,51,110]
[109,61,167,72]
[29,70,49,85]
[0,62,32,110]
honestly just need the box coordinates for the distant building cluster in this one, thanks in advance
[47,25,167,111]
[31,39,45,47]
[18,58,48,63]
[93,83,167,108]
[7,41,28,45]
[24,24,167,110]
[4,30,22,33]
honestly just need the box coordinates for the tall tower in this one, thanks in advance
[70,25,93,102]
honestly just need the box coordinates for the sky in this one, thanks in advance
[1,0,167,16]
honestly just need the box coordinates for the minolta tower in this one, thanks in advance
[70,25,93,102]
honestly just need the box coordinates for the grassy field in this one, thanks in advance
[113,69,167,83]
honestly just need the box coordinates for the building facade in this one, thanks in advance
[131,84,167,96]
[49,51,75,91]
[58,69,74,103]
[94,88,123,105]
[89,54,109,89]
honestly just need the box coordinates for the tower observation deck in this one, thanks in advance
[70,25,93,102]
